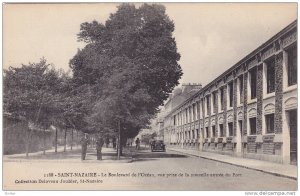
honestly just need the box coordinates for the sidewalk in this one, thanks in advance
[168,147,297,180]
[4,145,133,163]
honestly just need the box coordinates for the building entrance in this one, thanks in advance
[289,109,297,165]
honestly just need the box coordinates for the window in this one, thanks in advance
[228,122,233,136]
[173,116,176,125]
[249,68,257,99]
[219,124,224,137]
[185,109,188,124]
[228,82,233,107]
[266,58,275,94]
[249,117,257,135]
[196,129,199,138]
[212,126,216,138]
[202,102,205,117]
[239,76,243,104]
[265,114,275,134]
[186,109,189,123]
[287,45,297,86]
[205,127,209,138]
[193,104,196,121]
[220,87,224,110]
[189,107,192,122]
[206,95,210,116]
[190,106,193,122]
[196,102,199,120]
[180,112,183,125]
[192,130,195,139]
[212,92,217,113]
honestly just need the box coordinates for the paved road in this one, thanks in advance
[3,148,297,191]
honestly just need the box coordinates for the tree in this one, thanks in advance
[141,132,157,147]
[70,3,182,158]
[3,58,64,157]
[51,72,92,152]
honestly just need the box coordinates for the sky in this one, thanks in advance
[3,3,297,87]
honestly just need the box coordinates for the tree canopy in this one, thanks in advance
[70,3,182,139]
[3,58,64,128]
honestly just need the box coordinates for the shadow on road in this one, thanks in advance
[133,150,188,162]
[5,148,124,161]
[5,146,188,163]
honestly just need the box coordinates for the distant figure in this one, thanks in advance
[135,138,140,150]
[96,137,104,160]
[112,137,116,149]
[150,140,156,151]
[105,137,110,148]
[80,134,89,160]
[128,138,133,146]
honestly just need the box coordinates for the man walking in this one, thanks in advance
[112,137,116,149]
[135,138,140,150]
[96,136,104,160]
[80,133,89,160]
[105,137,110,148]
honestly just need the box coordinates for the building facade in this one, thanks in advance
[164,21,297,165]
[158,83,202,140]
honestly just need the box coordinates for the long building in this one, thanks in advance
[163,20,297,165]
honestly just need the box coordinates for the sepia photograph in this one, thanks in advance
[2,2,298,192]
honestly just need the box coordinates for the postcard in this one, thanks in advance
[3,2,298,191]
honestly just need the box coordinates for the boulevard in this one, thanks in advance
[3,146,297,191]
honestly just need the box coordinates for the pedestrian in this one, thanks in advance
[105,137,110,148]
[80,133,89,160]
[96,136,104,160]
[112,137,116,149]
[135,138,140,150]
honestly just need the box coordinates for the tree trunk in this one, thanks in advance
[71,129,73,151]
[55,127,58,153]
[64,128,67,152]
[25,126,31,158]
[120,134,125,156]
[120,144,123,156]
[43,129,46,155]
[76,130,79,149]
[117,119,121,160]
[97,149,103,160]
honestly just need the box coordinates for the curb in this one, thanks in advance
[4,150,134,164]
[168,148,297,181]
